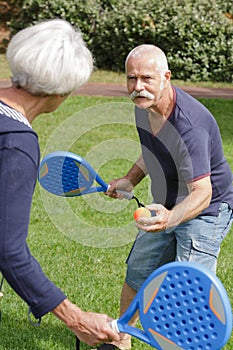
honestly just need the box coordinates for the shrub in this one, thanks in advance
[7,0,233,82]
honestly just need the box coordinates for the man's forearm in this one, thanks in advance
[136,176,212,233]
[126,154,147,187]
[169,186,212,228]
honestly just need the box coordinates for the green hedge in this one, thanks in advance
[8,0,233,82]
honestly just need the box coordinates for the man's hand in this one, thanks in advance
[106,177,133,199]
[106,155,147,199]
[135,204,170,232]
[134,177,212,233]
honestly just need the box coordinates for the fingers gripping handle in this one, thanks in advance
[110,319,151,345]
[116,189,134,200]
[107,185,134,200]
[110,320,120,333]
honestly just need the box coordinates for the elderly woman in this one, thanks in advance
[0,19,119,347]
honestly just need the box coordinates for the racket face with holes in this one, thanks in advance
[118,261,232,350]
[38,151,108,197]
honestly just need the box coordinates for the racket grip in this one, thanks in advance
[107,185,134,200]
[110,319,120,333]
[116,190,134,200]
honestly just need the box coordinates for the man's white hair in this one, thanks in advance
[125,44,169,74]
[7,19,93,95]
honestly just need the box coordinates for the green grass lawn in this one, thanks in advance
[0,95,232,350]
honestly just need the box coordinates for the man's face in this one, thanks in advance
[126,55,169,110]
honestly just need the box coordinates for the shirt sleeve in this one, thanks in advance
[178,126,211,183]
[0,147,66,319]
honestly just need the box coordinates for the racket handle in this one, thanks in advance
[107,185,134,200]
[110,320,120,333]
[110,319,151,345]
[116,190,134,200]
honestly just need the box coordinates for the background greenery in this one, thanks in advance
[1,53,233,89]
[0,95,232,350]
[4,0,233,82]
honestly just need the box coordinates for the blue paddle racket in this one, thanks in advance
[111,261,232,350]
[38,151,145,204]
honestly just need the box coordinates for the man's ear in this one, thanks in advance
[165,70,171,81]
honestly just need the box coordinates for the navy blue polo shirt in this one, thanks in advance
[136,86,233,215]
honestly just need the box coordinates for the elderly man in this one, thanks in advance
[95,45,233,350]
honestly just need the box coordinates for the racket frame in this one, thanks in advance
[113,261,232,349]
[38,151,134,199]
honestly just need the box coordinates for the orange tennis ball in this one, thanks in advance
[134,207,151,221]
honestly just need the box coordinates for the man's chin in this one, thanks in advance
[133,98,153,108]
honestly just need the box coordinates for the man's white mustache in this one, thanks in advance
[129,90,154,100]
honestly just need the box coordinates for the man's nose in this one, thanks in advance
[135,78,144,92]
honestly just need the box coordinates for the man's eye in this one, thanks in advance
[144,77,153,82]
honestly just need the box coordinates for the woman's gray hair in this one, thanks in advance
[6,19,93,95]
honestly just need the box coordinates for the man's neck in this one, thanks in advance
[148,84,174,118]
[147,85,174,135]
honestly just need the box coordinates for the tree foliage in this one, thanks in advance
[7,0,233,82]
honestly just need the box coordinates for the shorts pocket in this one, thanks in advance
[191,238,219,258]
